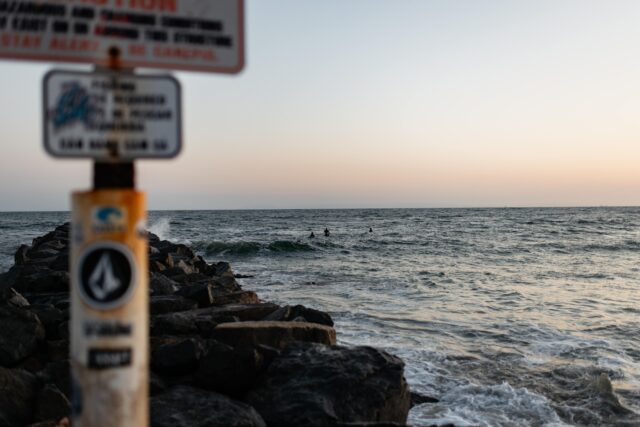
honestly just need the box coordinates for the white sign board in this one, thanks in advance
[0,0,244,73]
[43,70,181,159]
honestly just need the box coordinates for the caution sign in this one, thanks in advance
[0,0,244,74]
[43,70,181,159]
[77,241,136,310]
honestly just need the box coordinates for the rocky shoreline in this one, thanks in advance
[0,223,427,427]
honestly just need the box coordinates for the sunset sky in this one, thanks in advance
[1,0,640,210]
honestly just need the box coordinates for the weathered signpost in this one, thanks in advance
[1,1,244,425]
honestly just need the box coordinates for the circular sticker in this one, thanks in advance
[76,242,137,310]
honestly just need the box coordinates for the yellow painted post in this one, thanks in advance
[70,189,148,426]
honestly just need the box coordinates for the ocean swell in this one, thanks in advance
[199,240,315,256]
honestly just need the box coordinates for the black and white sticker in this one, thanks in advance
[77,242,136,310]
[88,348,132,370]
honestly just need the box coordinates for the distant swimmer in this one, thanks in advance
[324,228,330,237]
[369,227,373,233]
[309,232,315,238]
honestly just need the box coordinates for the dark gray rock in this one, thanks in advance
[151,312,201,336]
[290,305,334,326]
[30,305,66,340]
[26,419,71,427]
[148,231,161,244]
[160,266,190,278]
[254,344,281,368]
[196,341,263,397]
[30,224,69,249]
[175,260,195,275]
[211,321,336,350]
[175,273,211,284]
[0,267,20,292]
[0,287,30,308]
[0,305,45,366]
[205,303,281,322]
[57,321,69,341]
[150,260,167,273]
[212,291,260,306]
[150,303,282,338]
[150,386,266,427]
[153,241,196,260]
[27,248,60,261]
[151,252,175,269]
[150,295,197,315]
[17,270,69,293]
[410,391,439,407]
[150,273,179,296]
[49,253,69,272]
[150,372,167,396]
[211,275,242,292]
[23,293,69,309]
[175,283,214,307]
[263,304,334,326]
[192,256,208,274]
[151,338,204,375]
[34,384,70,423]
[213,261,234,278]
[246,343,411,427]
[46,340,69,362]
[40,360,71,398]
[0,367,39,427]
[15,244,30,265]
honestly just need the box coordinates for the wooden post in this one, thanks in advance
[70,189,148,426]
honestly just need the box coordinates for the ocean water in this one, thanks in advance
[1,207,639,427]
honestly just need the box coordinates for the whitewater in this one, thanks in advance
[1,207,639,426]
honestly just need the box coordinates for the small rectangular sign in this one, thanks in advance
[43,69,181,159]
[0,0,244,74]
[88,347,132,370]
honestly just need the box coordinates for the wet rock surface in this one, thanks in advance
[0,224,414,427]
[246,342,411,427]
[150,386,267,427]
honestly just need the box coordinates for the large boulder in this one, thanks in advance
[211,321,336,350]
[211,291,260,307]
[151,338,205,375]
[175,283,215,307]
[196,341,264,397]
[150,295,198,315]
[246,343,411,427]
[262,304,334,326]
[149,274,179,296]
[29,305,66,340]
[34,384,70,423]
[0,287,30,308]
[150,386,266,427]
[150,304,282,337]
[0,305,45,366]
[0,367,39,427]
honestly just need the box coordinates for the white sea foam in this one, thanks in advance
[148,217,171,240]
[410,382,569,427]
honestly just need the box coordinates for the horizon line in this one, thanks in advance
[1,205,639,213]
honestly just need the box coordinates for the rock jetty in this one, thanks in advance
[0,223,415,427]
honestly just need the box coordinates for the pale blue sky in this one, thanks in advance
[1,0,640,210]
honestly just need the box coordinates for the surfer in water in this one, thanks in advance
[369,227,373,233]
[324,228,330,237]
[309,231,315,238]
